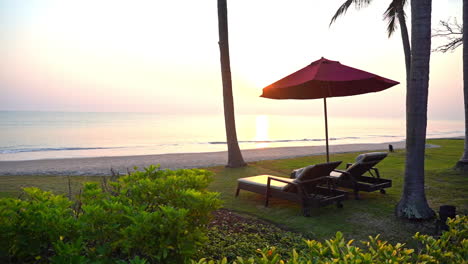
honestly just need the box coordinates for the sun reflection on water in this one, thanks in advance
[255,115,270,148]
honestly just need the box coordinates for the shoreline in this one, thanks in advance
[0,141,434,176]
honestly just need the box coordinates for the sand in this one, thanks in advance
[0,141,417,176]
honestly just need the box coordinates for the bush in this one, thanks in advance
[193,216,468,264]
[197,210,307,261]
[414,215,468,263]
[0,165,221,263]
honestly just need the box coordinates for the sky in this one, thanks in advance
[0,0,463,120]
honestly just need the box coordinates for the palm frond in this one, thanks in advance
[354,0,372,9]
[329,0,373,26]
[330,0,354,26]
[383,2,398,37]
[383,0,406,37]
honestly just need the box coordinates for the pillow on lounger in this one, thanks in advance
[285,165,316,192]
[287,161,342,192]
[290,165,315,180]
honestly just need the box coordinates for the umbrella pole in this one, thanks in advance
[323,97,330,162]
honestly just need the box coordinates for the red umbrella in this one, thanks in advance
[261,57,399,162]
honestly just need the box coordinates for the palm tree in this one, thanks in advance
[455,0,468,170]
[331,0,435,219]
[217,0,247,168]
[395,0,435,219]
[330,0,411,84]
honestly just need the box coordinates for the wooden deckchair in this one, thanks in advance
[236,161,347,216]
[326,152,391,199]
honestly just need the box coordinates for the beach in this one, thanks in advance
[0,141,412,176]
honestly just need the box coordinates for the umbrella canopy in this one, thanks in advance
[261,57,399,161]
[261,57,399,99]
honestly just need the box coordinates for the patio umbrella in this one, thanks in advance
[261,57,399,162]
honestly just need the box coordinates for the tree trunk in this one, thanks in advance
[217,0,247,168]
[397,5,411,86]
[455,0,468,171]
[396,0,435,220]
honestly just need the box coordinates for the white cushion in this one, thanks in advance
[237,175,294,191]
[329,171,343,178]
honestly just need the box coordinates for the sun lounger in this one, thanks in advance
[235,161,348,216]
[326,152,391,199]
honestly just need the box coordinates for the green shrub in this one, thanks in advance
[0,188,76,262]
[414,215,468,263]
[198,214,307,261]
[194,216,468,264]
[0,165,221,263]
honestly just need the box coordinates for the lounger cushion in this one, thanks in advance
[239,161,342,193]
[330,152,387,179]
[237,175,294,191]
[329,152,388,182]
[355,152,388,163]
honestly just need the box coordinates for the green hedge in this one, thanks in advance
[194,216,467,264]
[1,164,466,264]
[0,165,221,263]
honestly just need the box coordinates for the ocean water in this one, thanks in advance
[0,111,463,161]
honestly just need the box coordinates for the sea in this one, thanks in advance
[0,111,464,161]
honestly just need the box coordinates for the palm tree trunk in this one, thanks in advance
[397,5,411,86]
[455,0,468,170]
[396,0,435,219]
[217,0,246,168]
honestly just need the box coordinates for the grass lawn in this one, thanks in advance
[207,139,468,245]
[0,139,466,246]
[0,175,99,199]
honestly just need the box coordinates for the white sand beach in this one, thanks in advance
[0,141,414,176]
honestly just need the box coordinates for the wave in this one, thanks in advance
[1,131,461,155]
[206,131,462,145]
[208,136,379,145]
[0,147,119,154]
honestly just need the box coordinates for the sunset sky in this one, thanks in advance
[0,0,462,120]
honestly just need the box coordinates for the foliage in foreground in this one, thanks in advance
[0,165,221,263]
[197,211,308,260]
[194,216,467,264]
